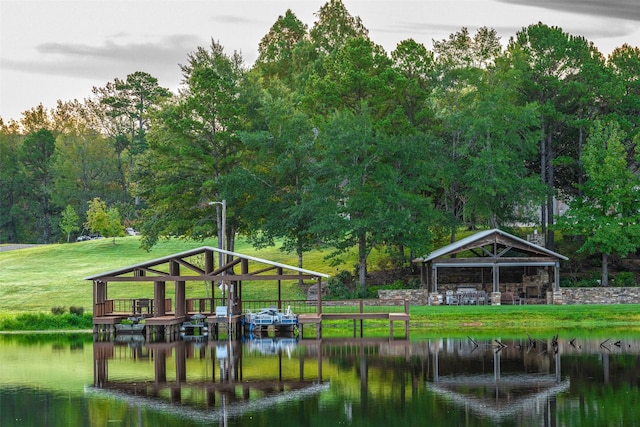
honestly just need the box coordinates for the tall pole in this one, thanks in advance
[209,199,227,308]
[221,200,230,321]
[221,199,226,254]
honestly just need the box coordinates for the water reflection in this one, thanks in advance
[90,335,573,424]
[428,337,567,422]
[3,333,640,426]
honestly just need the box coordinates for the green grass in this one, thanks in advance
[4,236,640,334]
[0,236,347,314]
[409,304,640,331]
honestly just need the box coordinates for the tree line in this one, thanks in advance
[2,0,640,288]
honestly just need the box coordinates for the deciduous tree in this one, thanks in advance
[557,121,640,286]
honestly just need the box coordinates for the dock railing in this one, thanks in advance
[241,299,408,316]
[95,298,408,318]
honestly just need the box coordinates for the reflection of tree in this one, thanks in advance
[9,335,640,426]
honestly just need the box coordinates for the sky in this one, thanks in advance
[1,0,639,123]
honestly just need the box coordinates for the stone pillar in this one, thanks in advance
[551,291,564,305]
[429,292,441,306]
[491,292,502,306]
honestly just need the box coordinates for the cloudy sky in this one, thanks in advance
[1,0,639,122]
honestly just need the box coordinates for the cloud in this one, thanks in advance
[495,0,640,22]
[211,14,257,25]
[3,34,203,83]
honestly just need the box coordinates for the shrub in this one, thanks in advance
[615,272,636,287]
[51,306,66,315]
[327,270,355,299]
[406,278,421,289]
[69,306,84,316]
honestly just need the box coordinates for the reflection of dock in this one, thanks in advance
[92,338,328,421]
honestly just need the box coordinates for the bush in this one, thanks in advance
[615,272,636,287]
[51,306,66,315]
[327,270,356,299]
[0,312,93,331]
[69,306,84,316]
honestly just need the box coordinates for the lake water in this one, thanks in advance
[1,332,640,426]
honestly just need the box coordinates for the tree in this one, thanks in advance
[607,44,640,142]
[138,40,245,251]
[0,125,26,243]
[51,128,120,218]
[256,9,308,85]
[85,197,124,244]
[59,205,80,243]
[430,27,504,240]
[507,23,605,250]
[390,39,436,131]
[312,107,435,291]
[237,85,319,280]
[556,121,640,286]
[460,56,543,227]
[19,128,57,243]
[88,72,170,206]
[309,0,368,56]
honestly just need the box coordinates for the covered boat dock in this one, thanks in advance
[86,246,410,340]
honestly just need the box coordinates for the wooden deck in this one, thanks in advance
[93,298,410,341]
[297,301,410,339]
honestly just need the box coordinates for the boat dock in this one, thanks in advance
[86,246,410,342]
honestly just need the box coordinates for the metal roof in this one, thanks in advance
[84,246,330,281]
[417,229,568,263]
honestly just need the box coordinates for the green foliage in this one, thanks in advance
[19,128,57,243]
[615,272,636,287]
[50,306,66,315]
[69,306,84,316]
[4,2,640,293]
[0,312,93,331]
[84,197,124,243]
[327,270,355,299]
[557,121,640,285]
[59,205,80,243]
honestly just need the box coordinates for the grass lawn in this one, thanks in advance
[4,237,640,334]
[0,236,347,314]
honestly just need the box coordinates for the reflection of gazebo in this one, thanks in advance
[85,246,329,339]
[414,229,568,304]
[90,339,329,423]
[428,339,569,422]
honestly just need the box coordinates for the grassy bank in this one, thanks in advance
[0,312,93,331]
[4,237,640,334]
[0,237,358,313]
[2,303,639,334]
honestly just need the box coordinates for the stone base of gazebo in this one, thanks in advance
[547,291,564,305]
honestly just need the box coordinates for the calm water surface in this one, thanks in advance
[1,332,639,426]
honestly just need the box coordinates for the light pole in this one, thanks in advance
[208,199,226,262]
[209,200,227,311]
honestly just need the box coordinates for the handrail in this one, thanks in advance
[97,298,408,316]
[241,299,408,315]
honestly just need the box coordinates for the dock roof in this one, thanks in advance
[85,246,329,282]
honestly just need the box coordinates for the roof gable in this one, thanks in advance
[417,229,568,263]
[85,246,329,282]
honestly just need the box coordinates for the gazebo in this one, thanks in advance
[414,229,568,305]
[85,246,329,339]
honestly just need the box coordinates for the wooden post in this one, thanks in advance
[277,267,283,310]
[317,278,323,315]
[171,261,186,318]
